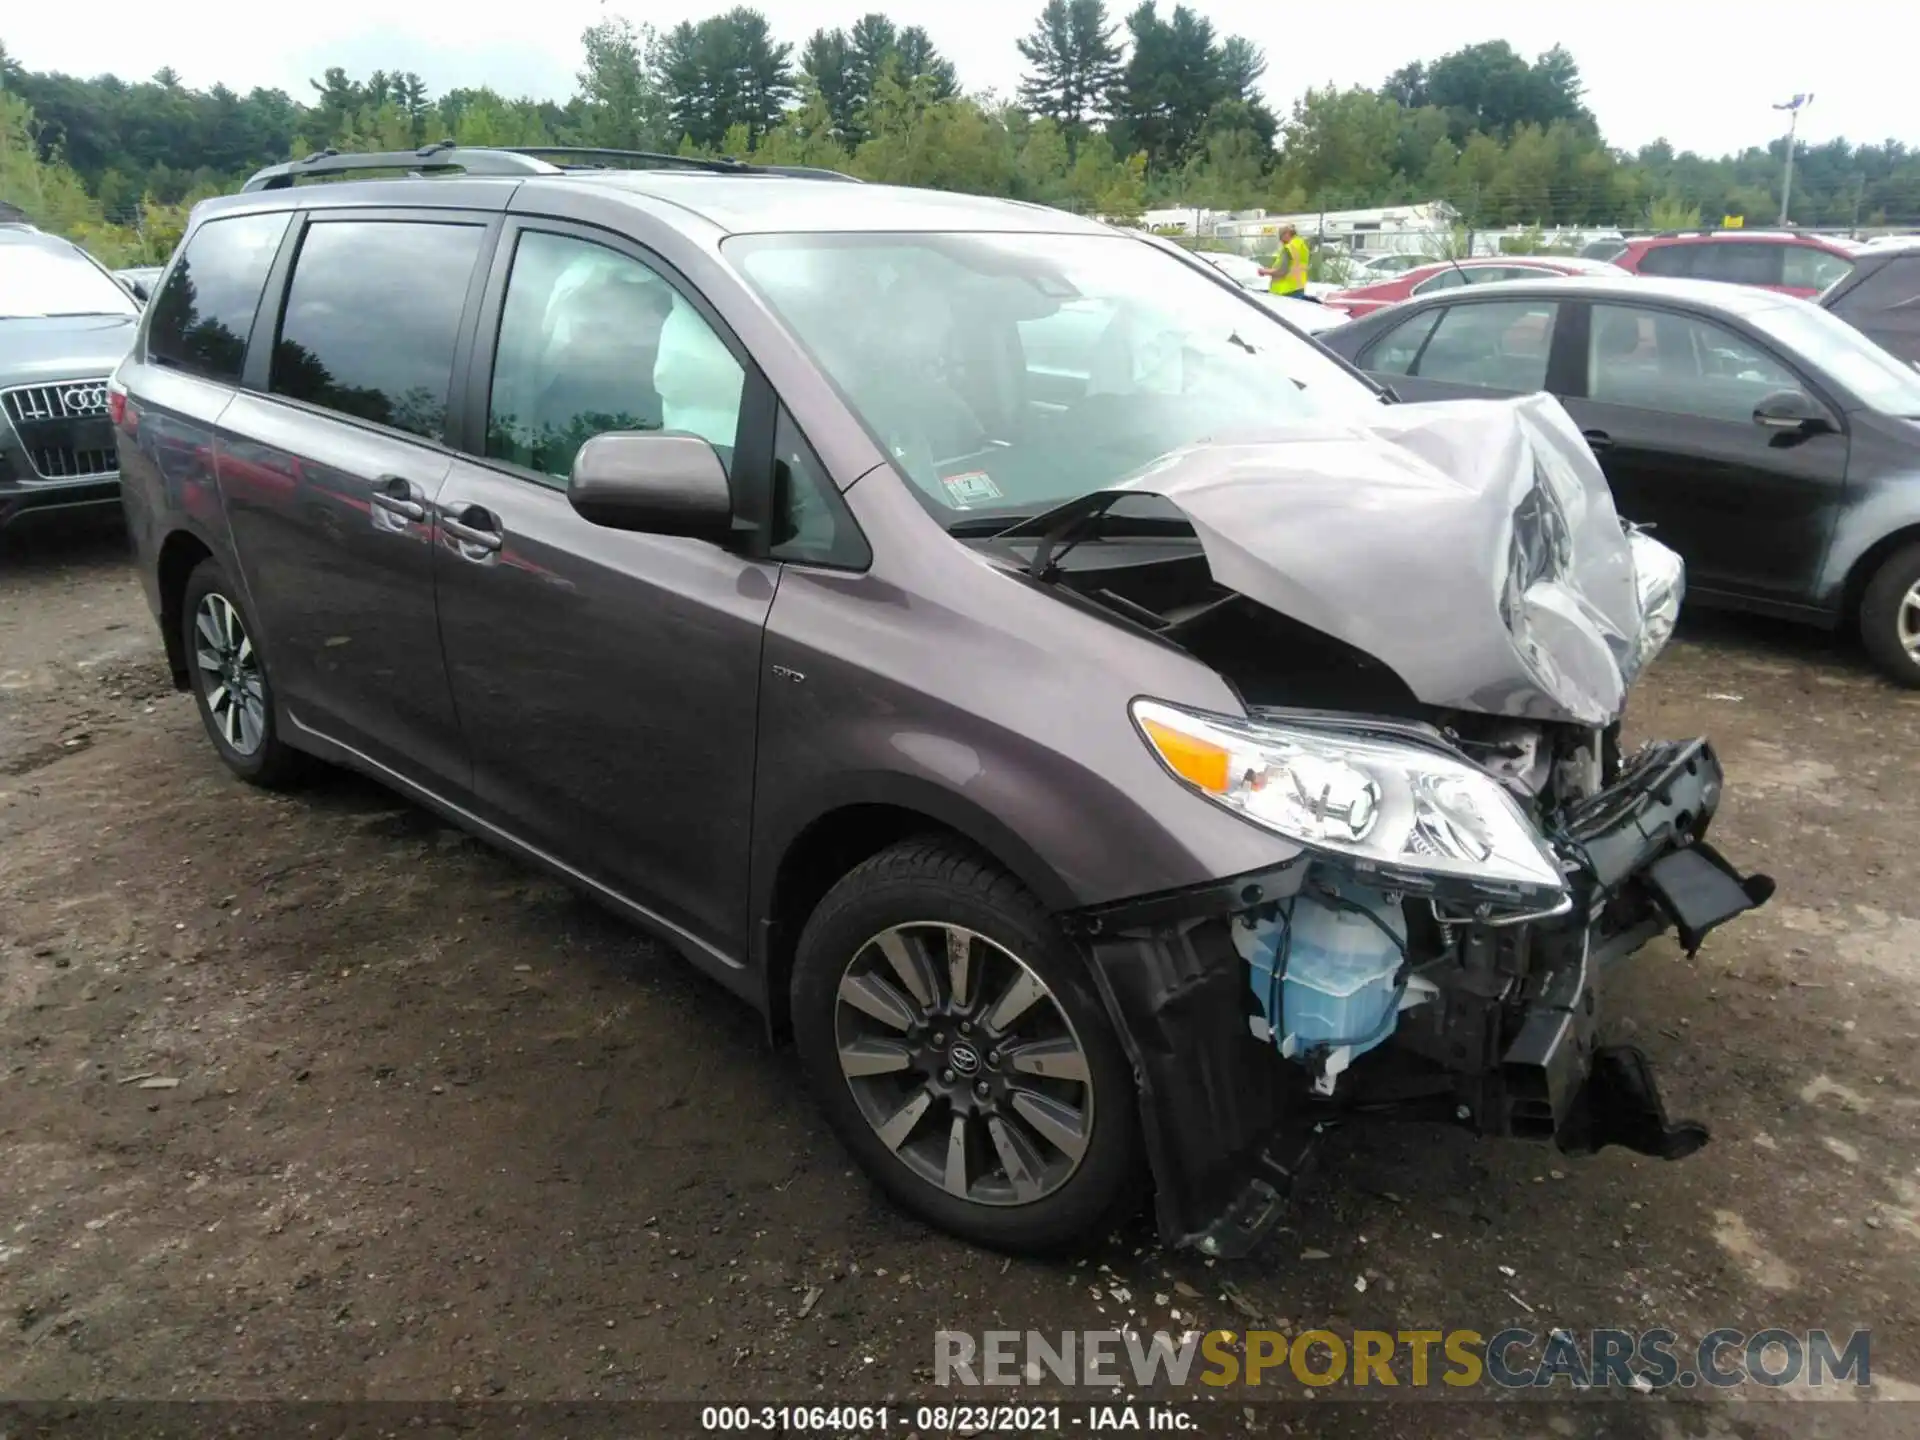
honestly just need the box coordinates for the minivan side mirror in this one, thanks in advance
[567,432,736,542]
[1752,389,1832,433]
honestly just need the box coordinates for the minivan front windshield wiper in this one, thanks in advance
[946,513,1039,537]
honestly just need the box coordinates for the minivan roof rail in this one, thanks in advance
[241,141,862,191]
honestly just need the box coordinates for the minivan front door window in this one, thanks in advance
[486,230,746,484]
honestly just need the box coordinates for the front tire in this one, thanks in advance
[791,838,1143,1253]
[1859,542,1920,689]
[180,557,304,786]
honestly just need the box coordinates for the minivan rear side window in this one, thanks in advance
[269,219,484,442]
[147,211,291,383]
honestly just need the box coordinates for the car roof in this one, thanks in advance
[538,172,1112,236]
[1635,229,1862,253]
[1392,255,1625,281]
[197,169,1115,240]
[1380,273,1809,314]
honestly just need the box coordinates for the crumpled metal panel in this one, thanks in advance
[1113,392,1673,725]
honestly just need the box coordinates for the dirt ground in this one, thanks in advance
[3,518,1918,1439]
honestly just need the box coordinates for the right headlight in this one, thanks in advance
[1132,700,1568,902]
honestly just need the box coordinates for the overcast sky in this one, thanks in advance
[8,0,1908,158]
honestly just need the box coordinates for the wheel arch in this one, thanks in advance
[1838,521,1920,627]
[156,528,217,688]
[753,774,1081,1041]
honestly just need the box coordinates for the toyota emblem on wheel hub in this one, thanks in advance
[947,1040,982,1076]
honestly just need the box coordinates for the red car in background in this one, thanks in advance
[1323,255,1630,319]
[1600,230,1861,297]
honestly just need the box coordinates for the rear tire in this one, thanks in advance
[1859,542,1920,689]
[791,838,1143,1253]
[180,557,305,787]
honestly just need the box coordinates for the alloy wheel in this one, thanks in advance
[833,922,1095,1207]
[1900,580,1920,660]
[193,592,266,756]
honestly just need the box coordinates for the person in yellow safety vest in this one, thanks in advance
[1259,224,1311,297]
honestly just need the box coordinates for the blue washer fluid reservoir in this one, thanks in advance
[1233,883,1408,1094]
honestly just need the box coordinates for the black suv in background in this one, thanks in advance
[1,223,142,529]
[110,145,1767,1256]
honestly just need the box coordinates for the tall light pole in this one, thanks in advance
[1774,93,1812,226]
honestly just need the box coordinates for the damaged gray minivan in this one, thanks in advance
[114,147,1773,1256]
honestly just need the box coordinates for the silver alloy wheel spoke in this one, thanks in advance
[839,1036,913,1076]
[1899,582,1920,657]
[194,592,266,757]
[874,1088,933,1151]
[943,1114,969,1197]
[946,928,973,1010]
[987,1115,1045,1202]
[834,920,1095,1208]
[1006,1036,1091,1083]
[873,930,938,1009]
[838,972,917,1032]
[985,969,1047,1034]
[1010,1089,1089,1161]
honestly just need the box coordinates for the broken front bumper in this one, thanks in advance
[1066,736,1773,1256]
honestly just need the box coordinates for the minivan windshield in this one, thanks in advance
[1747,297,1920,416]
[0,242,140,320]
[727,231,1381,520]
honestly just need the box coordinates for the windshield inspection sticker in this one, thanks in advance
[941,471,1003,508]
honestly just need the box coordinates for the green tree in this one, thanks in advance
[804,14,955,149]
[657,8,795,151]
[1109,3,1226,173]
[1017,0,1123,141]
[576,17,667,150]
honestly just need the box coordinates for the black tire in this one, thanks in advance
[791,837,1143,1253]
[1859,542,1920,689]
[179,557,305,787]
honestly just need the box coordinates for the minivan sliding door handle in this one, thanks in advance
[370,475,426,522]
[441,507,503,554]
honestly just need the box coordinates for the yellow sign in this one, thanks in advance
[1722,215,1745,228]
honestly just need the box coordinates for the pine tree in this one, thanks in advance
[1016,0,1123,137]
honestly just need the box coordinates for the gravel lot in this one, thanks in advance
[3,519,1917,1438]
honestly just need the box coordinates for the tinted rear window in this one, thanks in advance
[147,211,291,383]
[1689,243,1782,286]
[269,219,485,441]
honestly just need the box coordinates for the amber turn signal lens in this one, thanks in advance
[1140,716,1231,794]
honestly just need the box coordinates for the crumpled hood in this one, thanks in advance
[1111,392,1668,726]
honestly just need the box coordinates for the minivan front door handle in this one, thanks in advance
[370,475,426,523]
[1581,428,1614,453]
[441,506,504,555]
